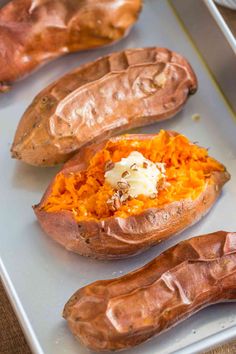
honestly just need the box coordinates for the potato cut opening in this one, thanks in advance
[42,130,224,220]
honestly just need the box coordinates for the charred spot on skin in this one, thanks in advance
[189,86,198,95]
[40,96,49,105]
[77,224,86,242]
[176,207,182,215]
[32,116,42,129]
[226,171,230,178]
[39,95,55,110]
[202,197,208,205]
[85,239,90,244]
[12,150,21,158]
[163,212,169,221]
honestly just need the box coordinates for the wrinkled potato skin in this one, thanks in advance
[0,0,142,92]
[63,231,236,351]
[11,48,197,166]
[34,132,230,259]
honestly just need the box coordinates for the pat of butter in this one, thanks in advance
[105,151,165,198]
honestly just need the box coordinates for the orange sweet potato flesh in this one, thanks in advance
[11,47,197,166]
[0,0,142,92]
[34,131,230,259]
[63,231,236,351]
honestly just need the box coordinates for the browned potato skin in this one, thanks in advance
[63,231,236,351]
[0,0,142,92]
[11,48,197,166]
[34,132,230,259]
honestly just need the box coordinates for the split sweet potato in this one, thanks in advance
[11,47,197,166]
[34,130,230,259]
[0,0,142,92]
[63,231,236,351]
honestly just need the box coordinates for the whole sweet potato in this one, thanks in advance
[34,130,230,259]
[0,0,142,92]
[63,231,236,351]
[11,47,197,166]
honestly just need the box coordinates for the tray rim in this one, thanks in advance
[169,0,236,118]
[2,256,236,354]
[177,325,236,354]
[1,1,236,354]
[204,0,236,54]
[0,260,44,354]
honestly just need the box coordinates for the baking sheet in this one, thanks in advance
[205,0,236,52]
[171,0,236,115]
[0,1,236,353]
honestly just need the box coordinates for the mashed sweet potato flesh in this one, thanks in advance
[42,130,224,220]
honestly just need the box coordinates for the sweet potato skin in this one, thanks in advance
[34,133,230,259]
[11,47,197,166]
[63,231,236,351]
[0,0,142,92]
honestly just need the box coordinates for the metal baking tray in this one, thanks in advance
[0,1,236,353]
[171,0,236,114]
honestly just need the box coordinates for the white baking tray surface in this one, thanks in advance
[1,1,236,353]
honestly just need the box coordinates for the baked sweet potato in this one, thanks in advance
[34,130,230,259]
[11,47,197,166]
[63,231,236,351]
[0,0,142,92]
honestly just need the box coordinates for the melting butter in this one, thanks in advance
[105,151,165,198]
